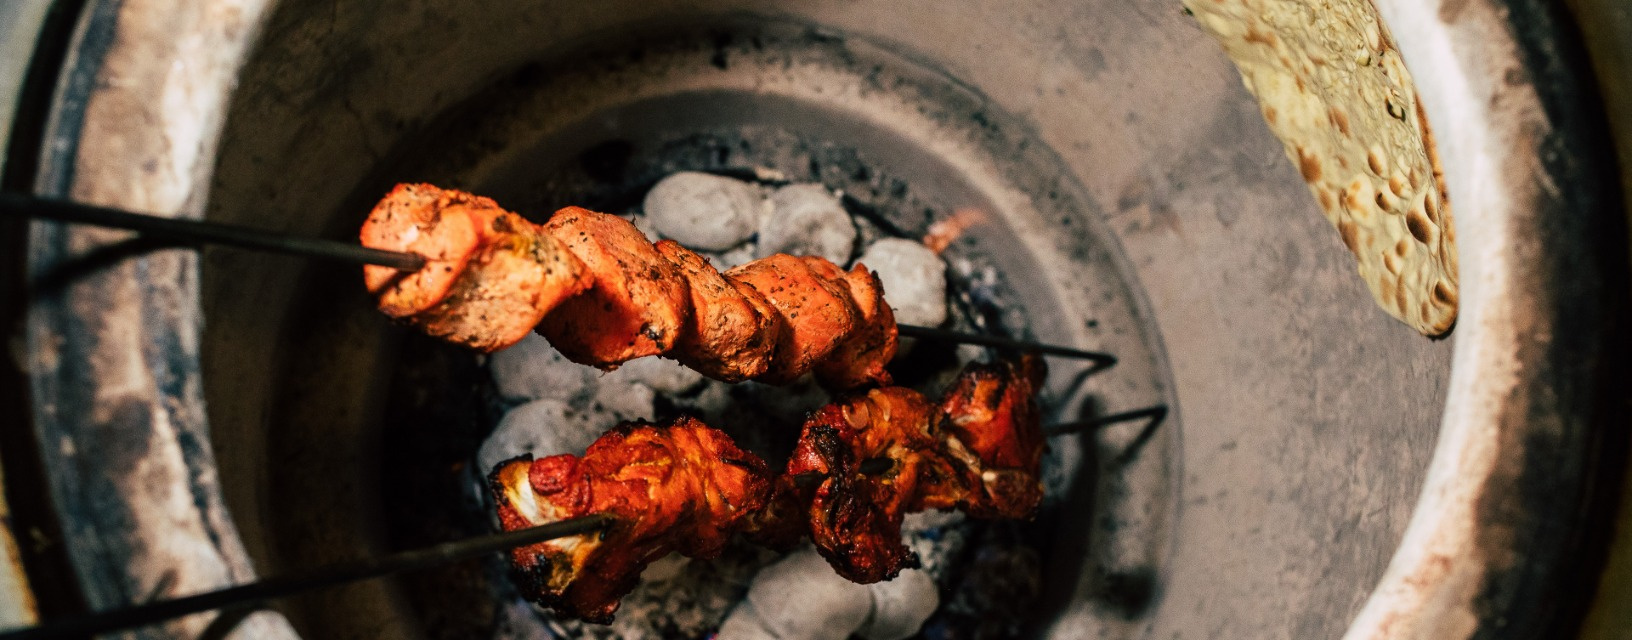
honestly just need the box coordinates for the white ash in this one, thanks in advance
[477,399,609,472]
[901,510,969,582]
[481,343,657,473]
[718,547,872,640]
[857,238,948,328]
[643,171,760,251]
[757,184,857,265]
[948,257,1030,340]
[490,333,595,403]
[629,214,662,244]
[706,243,759,270]
[858,568,939,640]
[601,357,705,395]
[587,380,656,423]
[547,545,781,640]
[493,598,557,640]
[717,546,940,640]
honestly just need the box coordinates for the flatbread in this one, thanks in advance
[1184,0,1458,336]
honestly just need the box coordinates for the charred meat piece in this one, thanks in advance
[539,207,693,368]
[489,417,771,623]
[656,240,786,382]
[489,358,1047,621]
[739,472,815,553]
[361,184,590,352]
[928,354,1048,519]
[727,254,860,384]
[782,357,1046,582]
[814,262,898,391]
[786,387,939,583]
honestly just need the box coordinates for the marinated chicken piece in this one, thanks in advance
[727,254,860,384]
[656,240,786,382]
[741,472,816,552]
[361,184,475,315]
[786,387,940,583]
[777,357,1045,582]
[490,358,1047,621]
[489,417,772,623]
[539,207,693,368]
[361,184,590,351]
[814,263,898,391]
[361,185,907,388]
[927,354,1048,518]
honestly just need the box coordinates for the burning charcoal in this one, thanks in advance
[630,214,662,243]
[643,171,760,251]
[922,543,1042,640]
[476,399,606,472]
[744,377,831,426]
[706,243,758,270]
[602,356,706,395]
[588,379,656,422]
[720,546,940,640]
[858,568,939,640]
[676,380,734,421]
[555,545,777,640]
[718,547,872,640]
[494,598,554,640]
[857,238,948,328]
[489,333,595,402]
[902,510,968,582]
[757,184,857,265]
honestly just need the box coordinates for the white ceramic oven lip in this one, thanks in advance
[18,0,1629,638]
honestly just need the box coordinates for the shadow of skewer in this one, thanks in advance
[1045,404,1169,464]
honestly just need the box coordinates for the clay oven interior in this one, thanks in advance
[8,0,1628,638]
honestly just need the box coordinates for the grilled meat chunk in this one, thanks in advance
[814,263,898,390]
[928,354,1048,518]
[361,184,590,351]
[780,357,1047,581]
[489,417,771,623]
[727,254,860,384]
[539,207,693,368]
[786,387,939,583]
[656,240,785,382]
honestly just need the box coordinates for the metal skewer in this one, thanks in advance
[4,192,1116,363]
[894,324,1116,367]
[0,192,426,271]
[0,514,610,640]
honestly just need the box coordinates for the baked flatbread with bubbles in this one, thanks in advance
[1185,0,1458,336]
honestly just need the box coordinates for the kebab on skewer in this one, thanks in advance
[360,183,896,390]
[488,356,1046,622]
[488,417,772,623]
[749,354,1046,583]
